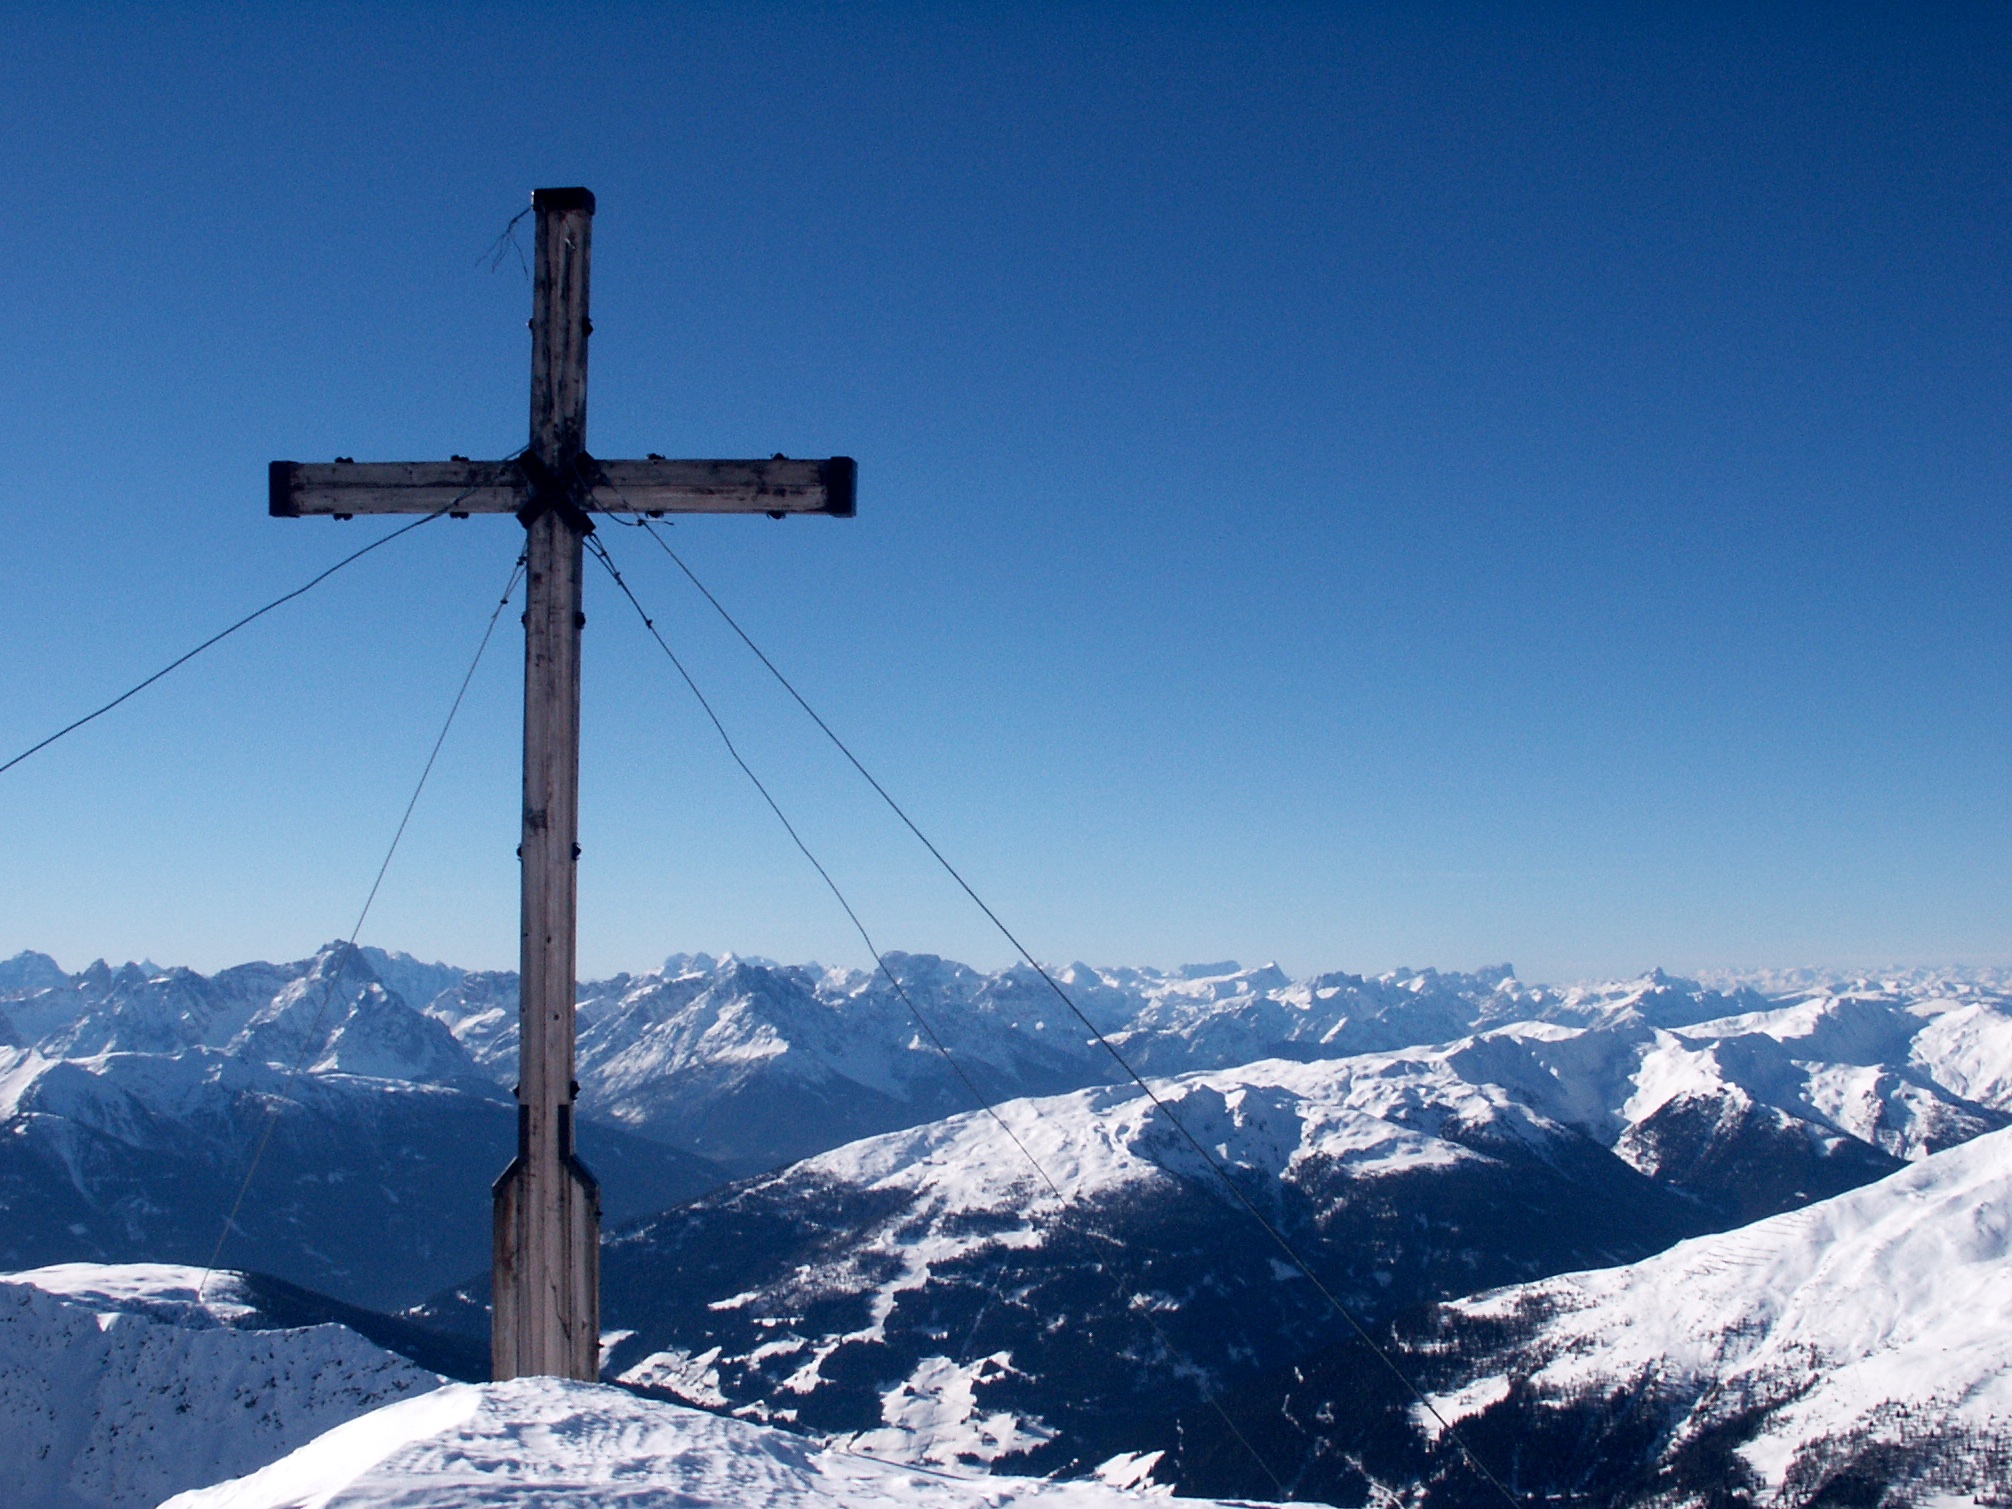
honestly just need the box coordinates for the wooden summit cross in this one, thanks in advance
[269,187,855,1382]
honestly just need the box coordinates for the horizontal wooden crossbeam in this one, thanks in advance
[269,456,857,519]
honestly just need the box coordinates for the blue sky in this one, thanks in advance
[1,3,2006,983]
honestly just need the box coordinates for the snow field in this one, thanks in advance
[159,1377,1265,1508]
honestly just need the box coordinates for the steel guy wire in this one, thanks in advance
[1,510,453,780]
[583,530,1290,1497]
[620,516,1524,1508]
[481,205,534,279]
[199,549,528,1303]
[582,533,1070,1199]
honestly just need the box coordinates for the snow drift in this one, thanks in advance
[157,1376,1266,1509]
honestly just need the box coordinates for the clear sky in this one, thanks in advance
[0,3,2006,984]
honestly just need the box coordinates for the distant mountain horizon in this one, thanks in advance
[11,942,2012,999]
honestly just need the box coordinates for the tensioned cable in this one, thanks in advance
[582,531,1290,1498]
[199,549,527,1302]
[619,516,1522,1508]
[2,510,452,779]
[583,536,1050,1173]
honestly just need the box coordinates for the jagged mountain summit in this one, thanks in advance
[1172,1122,2012,1507]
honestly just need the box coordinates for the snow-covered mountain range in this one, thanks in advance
[0,947,717,1307]
[395,968,2012,1486]
[559,1052,1713,1475]
[7,944,2010,1312]
[5,946,2011,1505]
[411,954,2012,1195]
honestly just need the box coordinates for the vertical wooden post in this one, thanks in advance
[493,186,601,1383]
[268,182,853,1373]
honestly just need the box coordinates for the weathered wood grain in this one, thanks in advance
[269,460,523,515]
[492,188,601,1387]
[272,456,856,517]
[589,456,856,516]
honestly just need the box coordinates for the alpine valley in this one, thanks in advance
[4,945,2010,1506]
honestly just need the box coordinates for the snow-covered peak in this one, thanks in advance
[0,948,69,997]
[1912,999,2012,1110]
[1618,995,2004,1164]
[226,946,482,1087]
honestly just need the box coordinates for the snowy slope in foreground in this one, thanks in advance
[0,1264,440,1509]
[161,1377,1256,1509]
